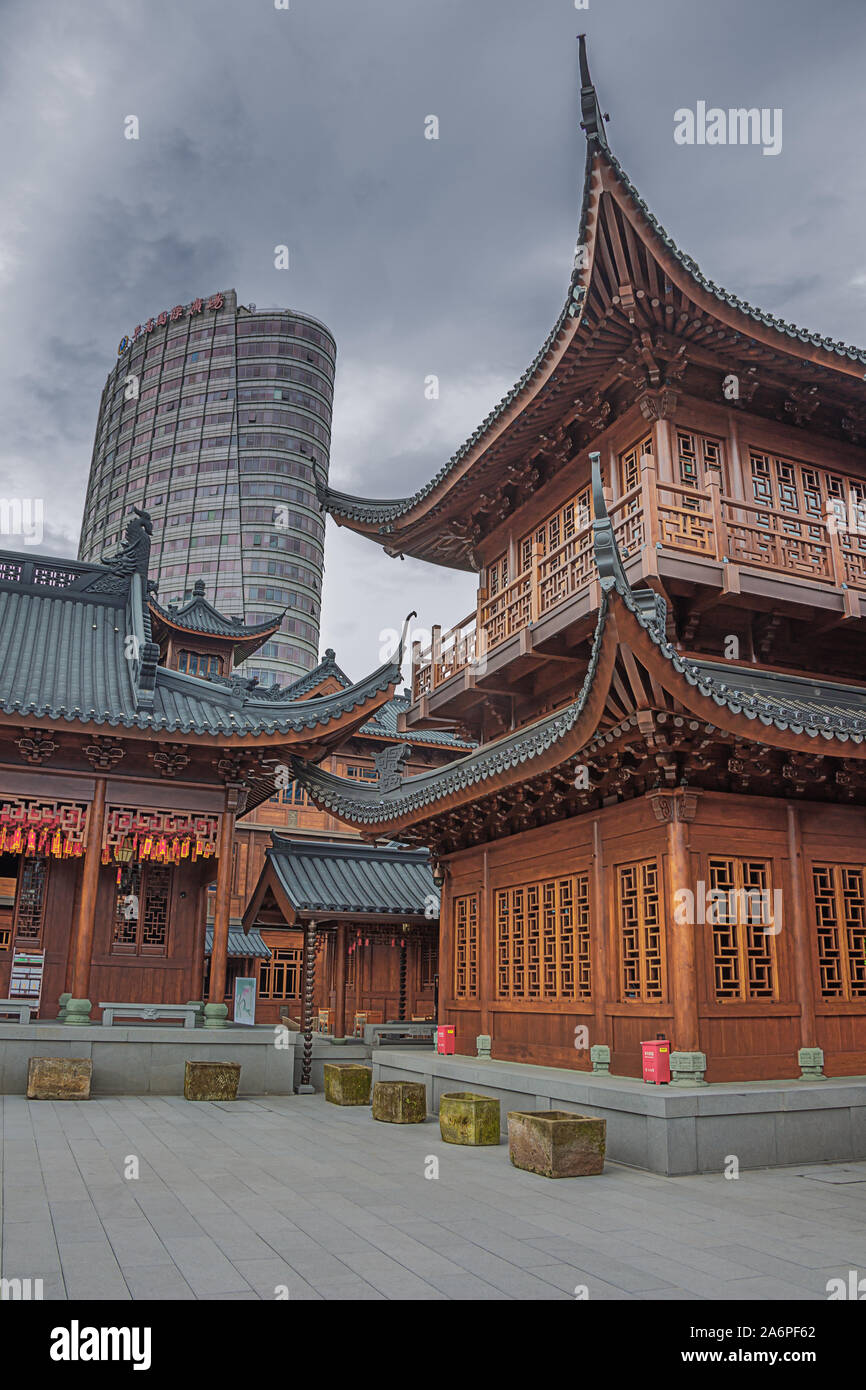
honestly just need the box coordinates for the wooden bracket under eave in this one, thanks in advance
[721,561,741,596]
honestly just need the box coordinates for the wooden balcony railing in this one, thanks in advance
[410,461,866,700]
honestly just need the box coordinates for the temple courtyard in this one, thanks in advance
[2,1093,865,1301]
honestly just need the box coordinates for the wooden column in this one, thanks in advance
[207,784,244,1014]
[479,849,491,1036]
[69,778,107,1004]
[651,789,700,1053]
[398,930,408,1021]
[786,803,817,1048]
[591,817,609,1048]
[298,921,317,1091]
[333,921,348,1038]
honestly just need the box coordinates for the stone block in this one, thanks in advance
[669,1051,708,1086]
[798,1047,826,1081]
[202,1003,228,1029]
[476,1034,492,1060]
[183,1060,241,1101]
[64,998,92,1027]
[371,1079,426,1124]
[507,1109,605,1177]
[26,1056,92,1100]
[323,1063,372,1105]
[590,1044,611,1075]
[439,1091,500,1145]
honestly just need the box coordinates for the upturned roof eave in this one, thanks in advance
[322,45,866,562]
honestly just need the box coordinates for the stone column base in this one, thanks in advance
[202,1003,228,1029]
[669,1050,708,1086]
[64,998,92,1026]
[295,1084,316,1095]
[57,992,71,1022]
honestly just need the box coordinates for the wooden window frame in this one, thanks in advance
[495,872,591,1002]
[616,857,665,1003]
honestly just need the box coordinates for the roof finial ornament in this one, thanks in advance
[397,610,417,663]
[577,35,610,150]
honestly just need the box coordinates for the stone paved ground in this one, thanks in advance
[2,1093,866,1300]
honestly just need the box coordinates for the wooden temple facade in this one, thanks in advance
[303,40,866,1082]
[0,509,410,1025]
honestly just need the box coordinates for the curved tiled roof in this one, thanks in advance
[265,834,438,917]
[322,38,866,535]
[0,546,401,738]
[255,650,473,749]
[150,580,282,641]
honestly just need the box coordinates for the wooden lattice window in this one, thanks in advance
[14,858,48,944]
[708,857,776,1000]
[258,946,302,1000]
[111,864,171,956]
[518,485,591,572]
[675,430,722,509]
[496,873,591,1000]
[454,894,479,999]
[619,433,653,499]
[617,859,664,1001]
[487,554,509,597]
[747,449,862,541]
[420,938,438,990]
[812,864,866,1000]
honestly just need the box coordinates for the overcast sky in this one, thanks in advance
[1,0,865,681]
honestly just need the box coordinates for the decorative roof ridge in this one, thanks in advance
[150,592,283,640]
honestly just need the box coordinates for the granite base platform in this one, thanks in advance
[371,1049,866,1176]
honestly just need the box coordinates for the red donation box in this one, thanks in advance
[641,1038,670,1084]
[437,1025,455,1055]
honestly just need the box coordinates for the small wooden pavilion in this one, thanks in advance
[242,834,439,1034]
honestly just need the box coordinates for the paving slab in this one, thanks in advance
[2,1093,865,1301]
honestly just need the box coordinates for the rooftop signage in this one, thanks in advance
[117,292,225,355]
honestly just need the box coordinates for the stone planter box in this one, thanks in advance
[507,1109,605,1177]
[372,1079,426,1124]
[26,1057,92,1100]
[324,1062,372,1105]
[439,1091,500,1145]
[184,1060,241,1101]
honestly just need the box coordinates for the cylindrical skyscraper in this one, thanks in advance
[78,289,334,685]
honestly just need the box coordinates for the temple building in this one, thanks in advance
[0,509,407,1027]
[296,39,866,1083]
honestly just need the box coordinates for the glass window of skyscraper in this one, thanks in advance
[77,289,334,684]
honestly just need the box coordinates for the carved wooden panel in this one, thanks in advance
[13,858,48,944]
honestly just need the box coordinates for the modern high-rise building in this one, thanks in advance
[77,288,334,684]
